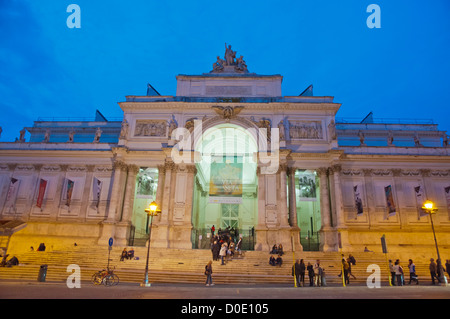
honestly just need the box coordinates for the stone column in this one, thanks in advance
[53,164,68,220]
[160,160,175,226]
[255,166,267,251]
[331,164,351,251]
[317,167,334,251]
[278,164,290,227]
[318,167,332,228]
[98,159,125,245]
[115,164,139,246]
[106,160,126,222]
[80,165,95,221]
[391,169,404,226]
[120,164,139,223]
[287,167,298,227]
[153,164,165,223]
[331,165,345,228]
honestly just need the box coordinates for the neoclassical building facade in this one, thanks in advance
[1,47,449,254]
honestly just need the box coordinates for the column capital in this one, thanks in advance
[127,164,140,175]
[331,164,342,174]
[362,169,373,176]
[391,169,402,177]
[317,167,329,177]
[419,169,430,177]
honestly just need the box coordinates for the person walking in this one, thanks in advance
[342,258,350,285]
[307,262,314,287]
[205,261,214,286]
[408,259,419,285]
[219,243,227,265]
[429,258,438,285]
[299,259,306,287]
[292,260,301,287]
[389,260,395,286]
[313,260,321,287]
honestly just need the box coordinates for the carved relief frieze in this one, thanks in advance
[288,120,323,140]
[134,120,167,137]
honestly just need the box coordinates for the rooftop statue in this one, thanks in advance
[211,43,248,73]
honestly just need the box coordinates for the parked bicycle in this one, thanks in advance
[92,267,119,286]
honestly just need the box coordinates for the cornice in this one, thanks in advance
[118,101,341,112]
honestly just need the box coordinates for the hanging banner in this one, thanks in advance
[445,186,450,214]
[36,179,48,208]
[65,179,75,207]
[353,184,364,216]
[384,185,396,217]
[208,156,243,204]
[297,173,317,201]
[414,185,427,218]
[4,177,20,211]
[93,177,103,208]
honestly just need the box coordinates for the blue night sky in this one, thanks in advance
[1,0,449,142]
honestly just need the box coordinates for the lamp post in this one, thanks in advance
[141,201,159,287]
[422,199,445,284]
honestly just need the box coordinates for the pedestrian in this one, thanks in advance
[292,260,300,286]
[429,258,438,285]
[408,259,419,285]
[342,257,350,285]
[394,260,403,286]
[211,225,215,237]
[437,259,443,283]
[212,241,220,261]
[299,259,306,287]
[307,262,314,287]
[313,260,321,287]
[205,260,214,286]
[120,248,128,261]
[219,243,227,265]
[347,257,356,280]
[389,260,395,286]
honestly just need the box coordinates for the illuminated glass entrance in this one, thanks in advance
[191,124,258,249]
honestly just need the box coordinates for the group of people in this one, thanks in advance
[120,248,135,261]
[210,232,242,265]
[292,259,327,287]
[269,244,284,267]
[389,258,450,286]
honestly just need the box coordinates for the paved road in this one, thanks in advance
[1,279,449,299]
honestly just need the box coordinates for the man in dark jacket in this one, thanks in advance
[212,241,221,261]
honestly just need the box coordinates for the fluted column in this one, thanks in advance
[106,160,126,222]
[287,167,298,227]
[121,164,139,223]
[160,160,175,226]
[153,164,165,223]
[278,164,290,227]
[317,167,334,251]
[331,165,345,228]
[80,165,95,220]
[317,167,332,229]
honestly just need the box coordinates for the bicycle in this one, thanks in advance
[92,267,119,286]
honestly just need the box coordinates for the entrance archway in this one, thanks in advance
[191,123,258,249]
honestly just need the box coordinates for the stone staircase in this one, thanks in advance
[0,246,441,285]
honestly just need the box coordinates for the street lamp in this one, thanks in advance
[141,200,160,287]
[422,199,445,284]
